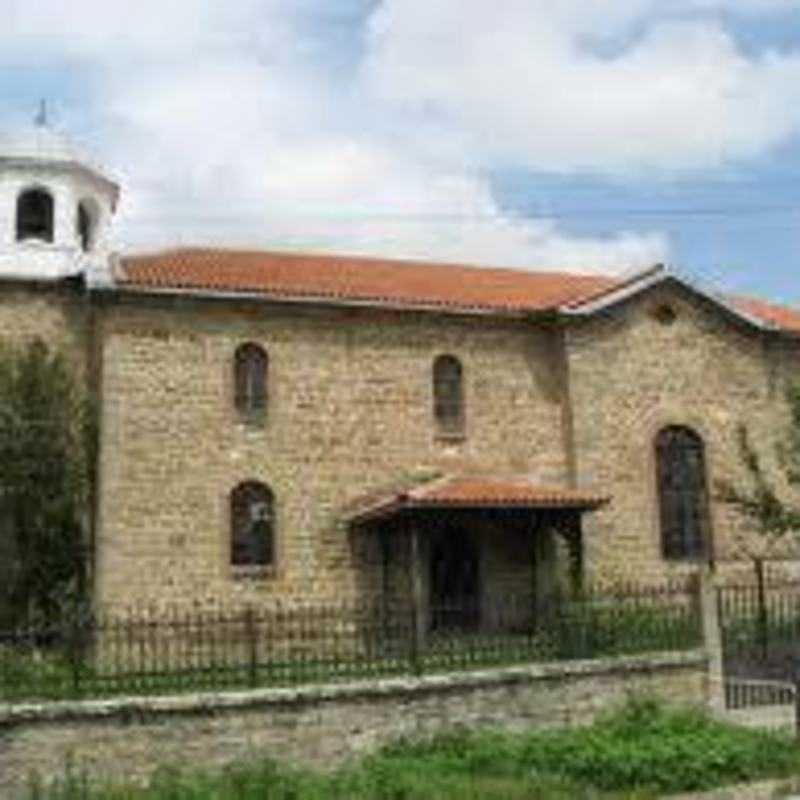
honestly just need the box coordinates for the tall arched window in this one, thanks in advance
[16,188,54,243]
[433,354,464,435]
[655,426,711,560]
[234,343,268,419]
[230,481,274,568]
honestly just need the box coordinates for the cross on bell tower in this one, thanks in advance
[34,100,47,128]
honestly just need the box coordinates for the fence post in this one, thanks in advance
[794,656,800,743]
[698,568,725,714]
[408,525,423,676]
[70,623,81,696]
[245,605,257,688]
[755,557,769,663]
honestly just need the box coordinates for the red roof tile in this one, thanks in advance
[118,247,800,334]
[348,475,610,524]
[119,248,618,314]
[727,295,800,335]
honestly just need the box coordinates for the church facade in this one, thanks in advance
[1,121,799,618]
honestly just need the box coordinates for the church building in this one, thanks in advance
[1,117,798,619]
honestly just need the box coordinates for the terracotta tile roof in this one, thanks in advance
[117,247,800,334]
[347,475,610,524]
[118,248,618,314]
[727,295,800,335]
[560,263,666,310]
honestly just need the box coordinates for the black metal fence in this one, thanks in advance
[0,583,702,703]
[718,578,800,682]
[724,677,796,710]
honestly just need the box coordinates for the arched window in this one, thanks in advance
[655,426,711,560]
[234,343,268,418]
[77,202,93,252]
[230,481,274,567]
[16,188,54,243]
[433,354,464,435]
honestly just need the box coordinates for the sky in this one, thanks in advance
[2,0,800,303]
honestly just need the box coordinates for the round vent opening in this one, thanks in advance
[652,304,677,325]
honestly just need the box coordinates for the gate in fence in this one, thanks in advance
[717,578,800,715]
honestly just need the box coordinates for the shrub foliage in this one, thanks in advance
[29,696,800,799]
[0,340,94,626]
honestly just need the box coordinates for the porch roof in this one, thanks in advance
[346,475,610,525]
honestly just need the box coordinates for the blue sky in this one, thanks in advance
[2,0,800,304]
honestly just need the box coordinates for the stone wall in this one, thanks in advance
[0,280,89,374]
[94,296,568,608]
[0,650,707,798]
[91,281,800,608]
[565,281,800,585]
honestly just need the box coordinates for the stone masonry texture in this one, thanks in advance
[565,282,800,585]
[0,651,707,798]
[0,276,798,608]
[93,295,570,608]
[92,282,800,608]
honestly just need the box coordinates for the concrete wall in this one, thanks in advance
[0,650,708,798]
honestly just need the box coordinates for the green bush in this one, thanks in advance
[27,695,800,799]
[381,694,800,794]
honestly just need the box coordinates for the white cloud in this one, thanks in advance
[1,1,281,60]
[4,0,797,272]
[115,124,667,273]
[362,0,800,173]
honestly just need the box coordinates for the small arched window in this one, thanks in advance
[77,201,93,252]
[433,354,464,436]
[234,343,268,419]
[230,481,274,568]
[655,426,711,561]
[16,188,54,243]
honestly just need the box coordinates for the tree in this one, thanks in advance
[0,340,95,627]
[715,383,800,657]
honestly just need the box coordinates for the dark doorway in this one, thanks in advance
[429,532,480,631]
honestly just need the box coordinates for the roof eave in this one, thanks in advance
[348,495,610,526]
[100,282,547,320]
[559,266,780,334]
[0,156,120,197]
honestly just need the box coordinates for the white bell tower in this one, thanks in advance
[0,103,119,286]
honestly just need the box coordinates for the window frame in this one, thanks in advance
[433,354,465,438]
[655,425,712,562]
[229,480,276,578]
[233,342,268,424]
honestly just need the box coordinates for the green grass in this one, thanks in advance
[25,696,800,800]
[381,695,800,794]
[28,762,654,800]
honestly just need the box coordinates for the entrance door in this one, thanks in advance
[429,534,480,631]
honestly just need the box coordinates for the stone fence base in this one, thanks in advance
[0,650,707,798]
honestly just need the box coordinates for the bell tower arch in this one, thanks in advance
[0,105,120,285]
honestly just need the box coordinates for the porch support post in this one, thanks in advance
[379,528,390,637]
[534,514,556,613]
[409,519,425,658]
[556,511,584,597]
